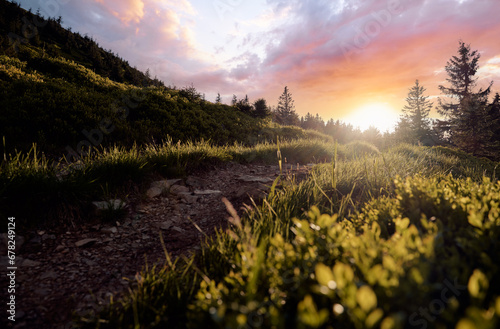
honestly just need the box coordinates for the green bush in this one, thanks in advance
[82,147,500,329]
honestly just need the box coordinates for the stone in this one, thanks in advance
[167,178,182,186]
[237,175,274,183]
[236,185,267,201]
[186,177,209,188]
[146,187,162,198]
[193,189,222,195]
[55,245,66,252]
[173,226,184,233]
[150,180,170,190]
[93,199,126,210]
[178,192,199,204]
[75,238,98,248]
[101,227,118,234]
[170,185,190,195]
[159,220,173,230]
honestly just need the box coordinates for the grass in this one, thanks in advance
[66,140,500,329]
[0,138,339,229]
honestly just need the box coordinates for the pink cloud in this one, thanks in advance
[94,0,145,25]
[18,0,500,122]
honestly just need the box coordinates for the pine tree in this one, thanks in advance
[253,98,270,118]
[276,86,299,126]
[437,41,493,155]
[402,80,433,144]
[231,94,237,106]
[215,93,221,104]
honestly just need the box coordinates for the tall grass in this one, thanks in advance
[0,138,339,229]
[78,141,500,329]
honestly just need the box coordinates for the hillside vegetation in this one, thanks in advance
[75,142,500,329]
[0,1,317,157]
[0,54,315,156]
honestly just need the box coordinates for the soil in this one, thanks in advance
[0,162,312,329]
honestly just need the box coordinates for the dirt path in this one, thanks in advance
[0,162,312,329]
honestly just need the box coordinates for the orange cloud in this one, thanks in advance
[95,0,145,25]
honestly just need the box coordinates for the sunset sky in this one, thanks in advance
[19,0,500,132]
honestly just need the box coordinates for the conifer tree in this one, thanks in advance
[402,80,432,144]
[437,41,493,155]
[253,98,270,118]
[275,86,299,126]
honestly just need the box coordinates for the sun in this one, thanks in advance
[344,103,399,133]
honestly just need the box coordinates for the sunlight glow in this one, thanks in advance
[344,103,399,133]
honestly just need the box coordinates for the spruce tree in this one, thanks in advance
[437,41,493,155]
[253,98,270,119]
[276,86,299,126]
[402,80,432,144]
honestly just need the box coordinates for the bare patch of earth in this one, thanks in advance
[0,162,312,329]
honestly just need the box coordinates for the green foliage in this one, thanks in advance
[79,143,500,329]
[0,52,313,155]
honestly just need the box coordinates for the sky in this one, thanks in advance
[18,0,500,132]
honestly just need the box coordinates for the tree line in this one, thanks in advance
[225,41,500,159]
[394,41,499,159]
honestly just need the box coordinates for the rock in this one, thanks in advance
[146,187,162,198]
[93,199,126,210]
[55,245,66,252]
[167,178,182,186]
[159,220,173,230]
[101,227,118,234]
[147,179,182,198]
[238,175,274,183]
[178,192,199,204]
[42,234,56,241]
[236,185,267,201]
[170,185,190,195]
[75,238,98,248]
[193,189,222,195]
[173,226,184,233]
[150,180,170,190]
[186,177,209,188]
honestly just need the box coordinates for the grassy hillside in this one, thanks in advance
[0,0,161,86]
[61,142,500,329]
[0,54,313,156]
[0,0,320,157]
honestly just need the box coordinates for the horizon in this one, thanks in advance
[17,0,500,132]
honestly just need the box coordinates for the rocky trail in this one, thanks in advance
[0,162,313,329]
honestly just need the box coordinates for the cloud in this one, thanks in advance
[241,0,500,119]
[94,0,145,25]
[17,0,500,121]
